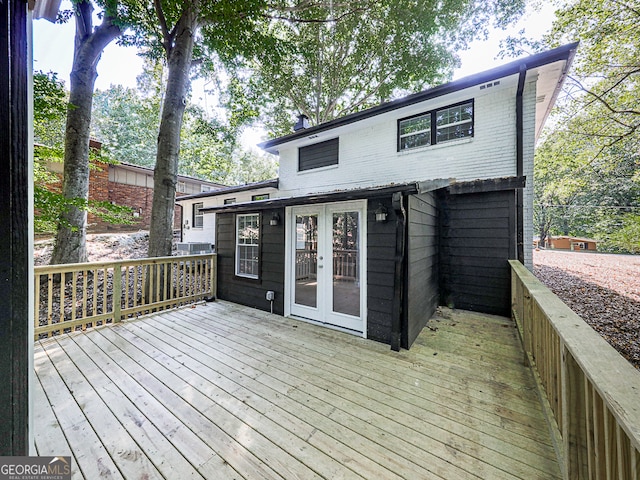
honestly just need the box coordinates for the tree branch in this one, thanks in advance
[610,0,640,18]
[89,14,123,54]
[262,7,366,25]
[153,0,173,53]
[75,0,93,39]
[570,76,640,116]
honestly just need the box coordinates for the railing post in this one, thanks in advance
[561,344,589,479]
[113,263,122,322]
[210,254,217,300]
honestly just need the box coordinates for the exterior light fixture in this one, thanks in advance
[375,204,388,223]
[270,212,280,226]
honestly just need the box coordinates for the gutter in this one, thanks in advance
[260,42,579,153]
[390,192,407,352]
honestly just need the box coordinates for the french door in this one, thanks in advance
[288,201,366,333]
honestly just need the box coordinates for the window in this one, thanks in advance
[435,102,474,143]
[236,214,260,278]
[224,198,236,205]
[298,138,339,171]
[398,100,473,151]
[399,114,431,150]
[177,181,187,193]
[193,202,203,228]
[251,193,270,201]
[201,185,212,192]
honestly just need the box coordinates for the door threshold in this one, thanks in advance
[287,314,365,338]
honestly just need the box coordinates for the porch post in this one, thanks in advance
[0,0,31,455]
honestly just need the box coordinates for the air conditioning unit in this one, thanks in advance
[175,242,214,255]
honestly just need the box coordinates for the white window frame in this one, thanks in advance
[193,202,204,228]
[236,213,260,279]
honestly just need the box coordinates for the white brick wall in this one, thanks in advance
[276,73,526,198]
[273,71,539,268]
[178,187,277,244]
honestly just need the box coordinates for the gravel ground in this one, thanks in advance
[533,249,640,370]
[34,231,151,266]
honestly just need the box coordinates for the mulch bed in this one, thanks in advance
[533,250,640,370]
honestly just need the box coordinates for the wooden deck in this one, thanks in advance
[34,301,561,479]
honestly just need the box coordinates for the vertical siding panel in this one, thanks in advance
[405,193,439,348]
[438,190,516,316]
[366,197,397,344]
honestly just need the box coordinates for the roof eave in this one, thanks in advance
[259,42,580,154]
[176,179,280,201]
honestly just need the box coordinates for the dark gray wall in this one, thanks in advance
[438,190,516,316]
[216,209,285,314]
[405,193,439,348]
[0,0,30,455]
[366,196,399,344]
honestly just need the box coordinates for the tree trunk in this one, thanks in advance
[50,1,121,265]
[148,10,198,258]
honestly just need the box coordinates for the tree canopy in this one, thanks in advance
[235,0,527,135]
[508,0,640,253]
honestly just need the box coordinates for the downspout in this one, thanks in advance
[516,65,526,264]
[390,192,406,352]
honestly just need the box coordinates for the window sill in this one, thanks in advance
[297,164,339,175]
[397,137,473,155]
[235,274,260,281]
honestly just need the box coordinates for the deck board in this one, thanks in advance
[35,301,561,480]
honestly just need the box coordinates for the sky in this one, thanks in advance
[32,2,557,147]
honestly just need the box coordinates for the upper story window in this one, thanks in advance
[252,193,270,201]
[299,138,339,171]
[192,202,204,228]
[224,198,236,205]
[201,185,213,192]
[399,114,431,150]
[177,181,187,193]
[398,100,474,151]
[236,213,260,279]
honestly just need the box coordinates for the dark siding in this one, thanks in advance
[367,196,398,344]
[439,190,516,316]
[405,193,439,348]
[298,138,339,171]
[216,209,285,314]
[0,0,29,454]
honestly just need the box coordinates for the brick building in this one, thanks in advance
[47,139,224,233]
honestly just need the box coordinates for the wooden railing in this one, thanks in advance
[333,248,358,279]
[510,260,640,480]
[295,250,317,280]
[34,254,217,340]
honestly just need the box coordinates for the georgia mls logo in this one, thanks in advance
[0,456,71,480]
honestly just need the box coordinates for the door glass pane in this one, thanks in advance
[332,211,360,317]
[295,215,318,307]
